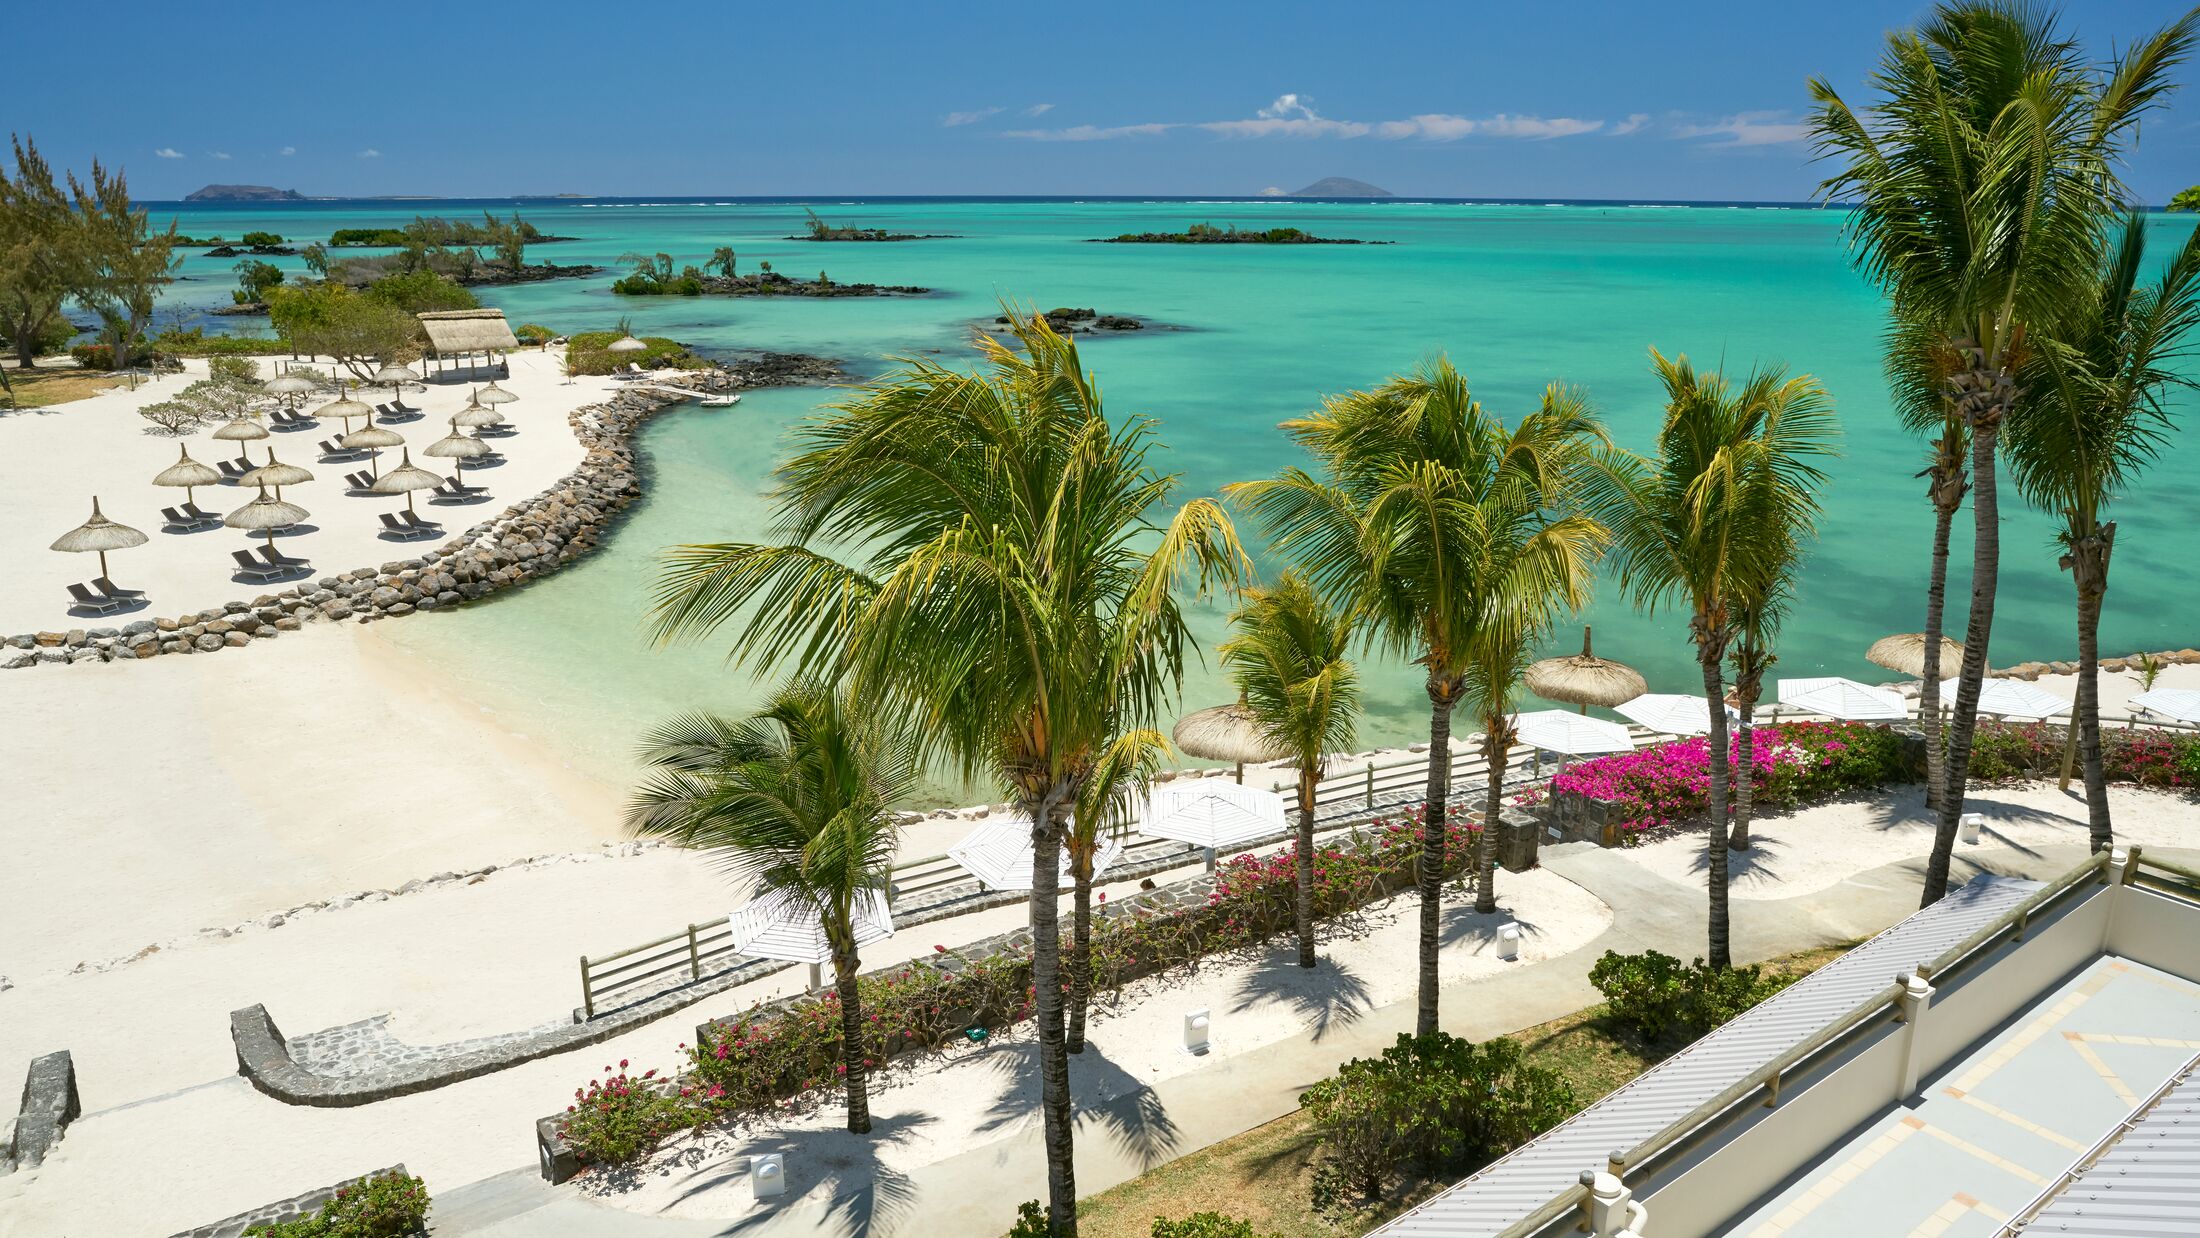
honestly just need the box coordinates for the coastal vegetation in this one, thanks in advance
[564,328,706,374]
[1097,223,1373,245]
[239,1168,429,1237]
[2169,186,2200,212]
[317,213,590,289]
[611,249,927,297]
[789,207,951,241]
[233,257,284,305]
[1810,1,2198,900]
[994,307,1145,334]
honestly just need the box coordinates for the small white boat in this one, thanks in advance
[697,393,741,408]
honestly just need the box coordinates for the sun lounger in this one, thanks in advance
[270,409,305,428]
[182,501,219,523]
[255,544,310,570]
[378,512,437,540]
[401,510,441,532]
[319,438,365,460]
[66,583,124,615]
[162,505,218,531]
[94,576,145,599]
[230,550,288,582]
[216,458,252,481]
[346,471,377,491]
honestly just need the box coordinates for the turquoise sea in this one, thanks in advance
[152,198,2200,797]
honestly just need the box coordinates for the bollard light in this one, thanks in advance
[1182,1008,1212,1055]
[752,1152,787,1200]
[1497,921,1522,962]
[1960,812,1984,845]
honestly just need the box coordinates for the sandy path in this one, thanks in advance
[1624,781,2199,899]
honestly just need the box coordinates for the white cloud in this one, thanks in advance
[1023,103,1054,117]
[279,145,296,156]
[357,148,382,158]
[1610,113,1650,136]
[1672,112,1809,147]
[943,107,1003,127]
[155,148,183,159]
[209,151,232,160]
[1003,122,1177,141]
[1010,95,1604,143]
[1259,186,1286,197]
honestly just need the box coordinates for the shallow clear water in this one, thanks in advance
[154,199,2200,794]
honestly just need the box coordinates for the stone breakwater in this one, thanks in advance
[2,359,839,671]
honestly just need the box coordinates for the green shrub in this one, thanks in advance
[563,330,707,374]
[208,355,261,384]
[152,328,287,357]
[1588,949,1792,1041]
[1301,1032,1574,1211]
[69,342,151,370]
[366,268,478,314]
[242,1169,428,1237]
[330,227,409,247]
[514,322,556,344]
[241,230,284,246]
[1149,1214,1281,1238]
[1006,1200,1050,1237]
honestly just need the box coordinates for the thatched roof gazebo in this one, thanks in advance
[417,309,519,380]
[1172,700,1290,784]
[1525,627,1647,714]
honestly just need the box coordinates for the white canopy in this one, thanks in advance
[949,816,1124,892]
[1614,693,1734,736]
[1512,709,1635,756]
[1777,677,1908,721]
[725,887,892,966]
[1140,782,1286,850]
[2130,688,2200,724]
[1939,677,2071,721]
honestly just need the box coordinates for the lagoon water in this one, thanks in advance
[154,198,2200,795]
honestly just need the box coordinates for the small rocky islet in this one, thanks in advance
[989,307,1148,335]
[1092,221,1384,245]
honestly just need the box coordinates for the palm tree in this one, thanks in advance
[1220,574,1362,967]
[1585,351,1835,968]
[1065,728,1167,1054]
[1230,363,1604,1034]
[625,680,916,1134]
[2007,212,2200,852]
[1463,604,1561,916]
[1883,315,1972,811]
[647,312,1243,1236]
[1809,2,2198,904]
[1726,571,1797,851]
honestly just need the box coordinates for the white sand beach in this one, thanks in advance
[0,350,614,635]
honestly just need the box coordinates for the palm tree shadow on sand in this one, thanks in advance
[975,1039,1182,1171]
[1440,897,1553,950]
[579,1110,934,1238]
[1227,951,1372,1043]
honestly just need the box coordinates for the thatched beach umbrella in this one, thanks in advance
[51,496,147,580]
[224,484,308,555]
[265,371,315,412]
[1172,699,1290,784]
[211,416,269,446]
[373,362,420,411]
[341,423,405,478]
[423,425,489,488]
[240,450,314,500]
[450,400,504,430]
[476,380,517,416]
[369,447,445,516]
[1866,632,1965,679]
[1526,627,1648,714]
[607,332,647,354]
[153,444,221,505]
[314,384,375,429]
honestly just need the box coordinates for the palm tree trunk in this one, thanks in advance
[1730,712,1757,851]
[1926,371,2008,907]
[2070,523,2116,852]
[1699,648,1733,970]
[1066,850,1094,1054]
[1296,764,1317,968]
[1920,464,1963,810]
[1417,678,1458,1038]
[1473,719,1506,916]
[835,950,871,1134]
[1024,792,1078,1235]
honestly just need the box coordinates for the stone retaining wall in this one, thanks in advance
[167,1164,413,1238]
[3,1050,79,1174]
[4,379,702,670]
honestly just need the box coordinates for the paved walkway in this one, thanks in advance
[429,841,2171,1237]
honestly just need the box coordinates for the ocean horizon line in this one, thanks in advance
[147,192,1849,210]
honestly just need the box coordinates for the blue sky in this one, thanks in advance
[13,0,2200,201]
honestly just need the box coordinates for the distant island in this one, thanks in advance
[991,307,1147,335]
[1094,222,1381,245]
[184,184,305,202]
[611,252,927,298]
[1290,176,1392,198]
[788,208,955,242]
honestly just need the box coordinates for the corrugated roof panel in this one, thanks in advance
[1369,874,2047,1238]
[2022,1062,2200,1235]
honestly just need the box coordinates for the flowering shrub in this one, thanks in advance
[1514,721,1907,836]
[1968,720,2200,788]
[556,810,1483,1167]
[242,1169,429,1237]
